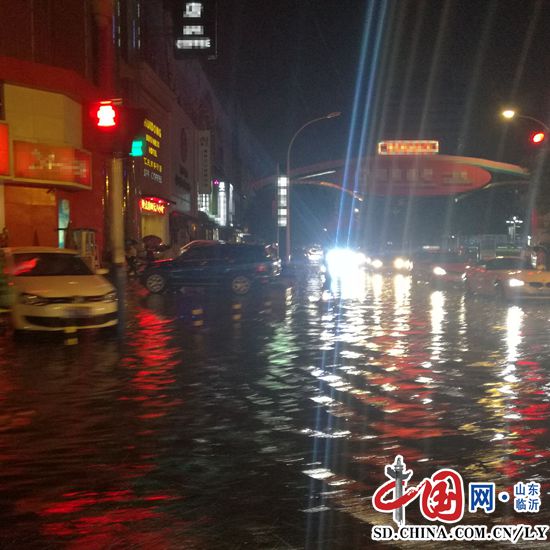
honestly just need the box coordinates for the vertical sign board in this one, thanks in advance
[0,123,9,176]
[277,176,288,227]
[174,1,217,58]
[197,130,212,194]
[142,118,163,184]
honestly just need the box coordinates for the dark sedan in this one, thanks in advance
[141,241,281,295]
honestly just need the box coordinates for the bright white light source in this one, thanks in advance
[433,266,447,276]
[393,257,413,271]
[508,278,525,287]
[325,248,365,278]
[502,109,516,119]
[371,259,383,269]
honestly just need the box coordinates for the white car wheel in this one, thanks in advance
[231,275,252,295]
[145,273,167,294]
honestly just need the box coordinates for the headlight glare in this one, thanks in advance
[508,278,525,287]
[433,266,447,276]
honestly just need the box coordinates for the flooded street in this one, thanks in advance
[1,269,550,548]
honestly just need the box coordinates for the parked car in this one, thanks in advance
[412,251,469,285]
[1,247,118,331]
[141,241,281,295]
[464,256,550,299]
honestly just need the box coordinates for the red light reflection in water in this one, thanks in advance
[32,306,205,547]
[120,309,183,409]
[37,489,208,549]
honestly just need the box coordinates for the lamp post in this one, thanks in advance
[501,109,550,132]
[285,111,340,264]
[506,215,523,243]
[500,109,549,246]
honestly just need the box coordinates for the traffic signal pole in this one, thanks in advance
[109,154,126,334]
[110,155,125,267]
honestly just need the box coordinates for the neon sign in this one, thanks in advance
[378,141,439,155]
[143,118,163,183]
[140,197,167,215]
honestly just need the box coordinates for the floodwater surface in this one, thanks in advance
[0,269,549,548]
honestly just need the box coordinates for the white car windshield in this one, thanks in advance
[13,253,93,277]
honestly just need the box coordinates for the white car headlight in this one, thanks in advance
[433,266,447,276]
[508,278,525,287]
[19,293,49,306]
[104,291,118,302]
[371,259,383,269]
[394,257,405,270]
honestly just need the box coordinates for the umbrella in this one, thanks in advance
[142,235,163,249]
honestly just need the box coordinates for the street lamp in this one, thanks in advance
[506,215,523,242]
[285,111,341,263]
[500,109,550,132]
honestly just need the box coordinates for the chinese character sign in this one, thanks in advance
[174,1,216,57]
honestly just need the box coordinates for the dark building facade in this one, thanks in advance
[0,0,266,264]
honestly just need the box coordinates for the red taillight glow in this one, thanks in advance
[256,263,268,273]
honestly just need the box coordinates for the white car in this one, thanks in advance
[1,247,118,331]
[464,257,550,299]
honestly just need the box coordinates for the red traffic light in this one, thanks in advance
[87,100,147,154]
[95,101,118,128]
[531,131,546,144]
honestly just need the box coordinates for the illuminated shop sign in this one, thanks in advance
[197,130,212,194]
[140,197,167,215]
[378,140,439,155]
[143,118,163,184]
[0,123,9,176]
[277,176,288,227]
[13,141,91,187]
[174,1,216,58]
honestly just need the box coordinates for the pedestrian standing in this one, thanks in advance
[126,240,139,277]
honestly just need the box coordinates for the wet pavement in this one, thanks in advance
[1,267,550,548]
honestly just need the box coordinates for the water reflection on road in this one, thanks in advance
[1,270,550,548]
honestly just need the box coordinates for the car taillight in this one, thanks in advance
[256,263,268,273]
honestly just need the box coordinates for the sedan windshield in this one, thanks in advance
[13,253,93,277]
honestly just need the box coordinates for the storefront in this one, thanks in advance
[0,84,96,249]
[139,196,169,243]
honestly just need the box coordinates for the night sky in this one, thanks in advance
[204,0,550,246]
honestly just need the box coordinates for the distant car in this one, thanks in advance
[464,256,550,299]
[366,250,413,273]
[413,251,469,284]
[141,241,281,295]
[1,247,118,331]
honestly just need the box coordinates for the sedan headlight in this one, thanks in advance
[394,257,413,271]
[103,291,118,302]
[508,278,525,287]
[19,293,49,306]
[433,266,447,276]
[371,259,383,269]
[393,257,405,270]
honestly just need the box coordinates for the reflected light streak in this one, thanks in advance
[506,306,524,365]
[430,291,445,360]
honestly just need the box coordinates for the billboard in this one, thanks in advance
[13,141,91,188]
[362,156,493,196]
[174,1,217,58]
